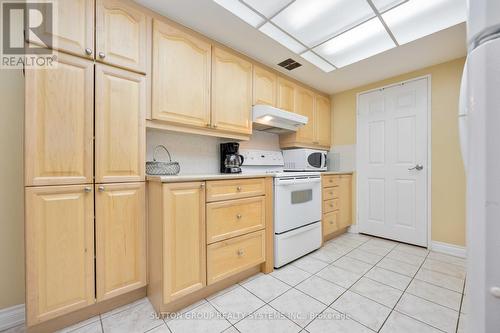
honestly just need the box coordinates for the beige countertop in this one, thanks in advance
[322,171,354,175]
[147,173,273,183]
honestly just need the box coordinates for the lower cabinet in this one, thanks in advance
[25,185,95,326]
[147,177,272,313]
[95,182,147,301]
[321,174,352,239]
[25,182,146,326]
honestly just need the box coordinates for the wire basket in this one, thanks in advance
[146,145,180,176]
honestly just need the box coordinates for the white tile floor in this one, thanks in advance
[2,233,467,333]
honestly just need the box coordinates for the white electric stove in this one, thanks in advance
[240,150,322,268]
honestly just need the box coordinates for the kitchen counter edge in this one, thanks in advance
[147,173,273,183]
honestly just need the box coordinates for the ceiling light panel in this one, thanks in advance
[314,18,396,68]
[371,0,407,13]
[259,22,307,53]
[213,0,264,27]
[382,0,466,45]
[271,0,376,47]
[300,51,336,72]
[242,0,293,18]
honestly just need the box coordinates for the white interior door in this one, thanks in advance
[357,78,428,246]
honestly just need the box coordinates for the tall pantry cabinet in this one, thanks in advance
[24,0,148,326]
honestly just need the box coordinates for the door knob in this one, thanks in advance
[408,164,424,171]
[490,287,500,298]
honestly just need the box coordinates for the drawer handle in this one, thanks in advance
[236,214,242,220]
[329,220,334,225]
[236,186,242,192]
[237,249,244,256]
[330,203,334,207]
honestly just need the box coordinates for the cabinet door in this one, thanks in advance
[96,0,150,73]
[338,176,352,229]
[295,87,315,144]
[152,20,211,128]
[25,52,94,186]
[163,182,206,302]
[95,64,146,183]
[315,95,332,148]
[253,66,277,106]
[25,185,94,326]
[212,47,253,134]
[96,183,146,301]
[28,0,94,58]
[277,77,295,112]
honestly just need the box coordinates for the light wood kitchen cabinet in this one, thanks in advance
[95,183,146,301]
[277,77,296,112]
[212,47,253,135]
[294,87,315,143]
[152,19,211,128]
[253,66,277,106]
[25,185,95,326]
[315,95,332,147]
[96,0,150,73]
[162,182,206,302]
[338,175,353,229]
[95,64,146,183]
[25,52,94,186]
[28,0,95,58]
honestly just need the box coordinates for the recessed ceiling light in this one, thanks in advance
[213,0,264,28]
[300,51,336,73]
[272,0,375,47]
[382,0,466,45]
[259,22,307,54]
[371,0,407,13]
[241,0,293,18]
[314,17,396,68]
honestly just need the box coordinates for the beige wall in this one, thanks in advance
[0,69,25,309]
[332,57,467,247]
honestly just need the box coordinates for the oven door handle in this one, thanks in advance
[275,178,321,186]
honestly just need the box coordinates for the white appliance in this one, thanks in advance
[240,149,322,268]
[460,0,500,331]
[282,148,328,171]
[252,104,308,134]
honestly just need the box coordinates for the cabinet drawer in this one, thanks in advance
[322,187,338,201]
[323,198,339,214]
[323,175,340,188]
[323,211,339,236]
[207,230,265,285]
[207,197,265,244]
[206,178,266,202]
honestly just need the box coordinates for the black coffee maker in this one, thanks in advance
[220,142,245,173]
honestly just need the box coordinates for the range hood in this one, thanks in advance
[252,104,308,134]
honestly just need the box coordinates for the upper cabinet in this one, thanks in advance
[277,77,296,113]
[28,0,95,59]
[295,87,315,144]
[212,47,253,135]
[315,95,332,148]
[253,66,277,106]
[95,64,146,183]
[152,20,211,128]
[96,0,150,73]
[25,52,94,186]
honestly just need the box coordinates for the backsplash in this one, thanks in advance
[328,144,356,172]
[146,129,281,174]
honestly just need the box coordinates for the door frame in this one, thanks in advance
[355,75,432,248]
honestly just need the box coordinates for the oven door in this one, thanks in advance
[306,151,328,171]
[274,177,322,234]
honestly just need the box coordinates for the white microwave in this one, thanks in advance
[282,149,328,171]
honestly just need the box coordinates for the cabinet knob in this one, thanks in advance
[236,214,242,220]
[98,185,105,192]
[85,48,93,56]
[329,220,334,225]
[84,186,92,193]
[237,249,244,256]
[236,186,242,192]
[98,52,106,59]
[212,124,218,129]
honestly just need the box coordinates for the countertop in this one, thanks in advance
[147,171,353,183]
[322,171,354,175]
[147,173,273,183]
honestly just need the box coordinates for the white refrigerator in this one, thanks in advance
[460,0,500,332]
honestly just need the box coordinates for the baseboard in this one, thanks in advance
[430,241,467,258]
[0,304,25,331]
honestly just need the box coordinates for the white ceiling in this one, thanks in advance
[134,0,466,94]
